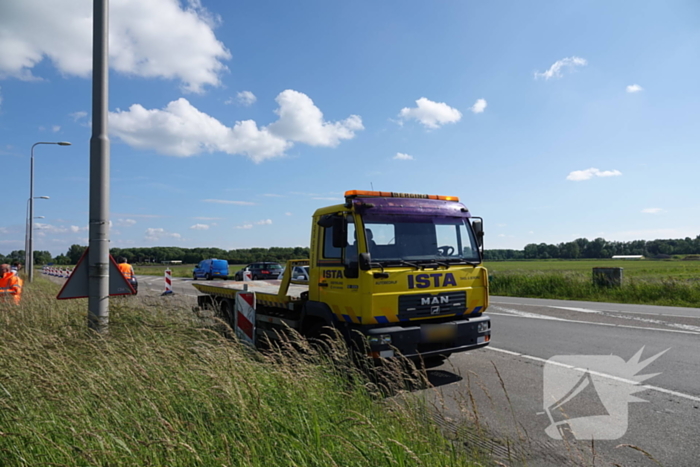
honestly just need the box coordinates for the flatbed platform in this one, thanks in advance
[192,279,309,307]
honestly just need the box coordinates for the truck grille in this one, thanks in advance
[398,291,467,319]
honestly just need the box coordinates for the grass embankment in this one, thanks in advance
[487,259,700,307]
[0,279,477,467]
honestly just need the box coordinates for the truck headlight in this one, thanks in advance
[368,334,392,345]
[477,322,490,333]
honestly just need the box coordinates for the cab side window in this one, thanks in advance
[345,215,357,266]
[323,226,341,259]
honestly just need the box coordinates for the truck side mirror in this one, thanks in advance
[332,216,347,248]
[472,218,484,248]
[359,253,372,271]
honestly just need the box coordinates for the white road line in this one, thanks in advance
[486,346,700,403]
[488,310,700,336]
[491,301,699,319]
[549,306,601,314]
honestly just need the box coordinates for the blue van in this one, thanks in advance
[193,259,229,280]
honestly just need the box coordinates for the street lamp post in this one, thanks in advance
[25,197,50,270]
[29,142,71,282]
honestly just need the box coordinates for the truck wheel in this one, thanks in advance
[206,273,212,281]
[218,299,233,326]
[305,322,337,354]
[192,273,197,280]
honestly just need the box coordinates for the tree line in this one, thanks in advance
[3,235,700,266]
[0,246,311,266]
[484,235,700,260]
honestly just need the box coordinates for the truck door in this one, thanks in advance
[317,214,363,325]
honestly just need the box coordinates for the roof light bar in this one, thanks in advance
[344,190,459,202]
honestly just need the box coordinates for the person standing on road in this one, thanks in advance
[117,257,138,295]
[0,263,23,305]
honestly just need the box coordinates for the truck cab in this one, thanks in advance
[303,190,490,359]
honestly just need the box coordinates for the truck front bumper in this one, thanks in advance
[358,315,491,359]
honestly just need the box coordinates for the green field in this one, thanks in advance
[485,259,700,307]
[134,263,247,278]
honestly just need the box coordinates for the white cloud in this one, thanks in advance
[566,168,622,181]
[190,223,209,230]
[285,212,293,216]
[235,224,253,230]
[109,90,363,163]
[69,111,87,121]
[0,0,230,93]
[34,223,68,234]
[398,97,462,129]
[110,98,290,162]
[535,57,587,80]
[626,84,643,93]
[192,216,222,220]
[255,219,272,225]
[203,199,255,205]
[52,125,61,132]
[114,218,137,227]
[236,91,256,106]
[641,208,662,214]
[470,98,487,114]
[394,152,414,160]
[267,90,364,146]
[145,227,181,240]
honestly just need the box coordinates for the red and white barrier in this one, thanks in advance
[243,269,252,281]
[162,268,173,295]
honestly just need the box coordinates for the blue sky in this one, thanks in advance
[1,0,699,257]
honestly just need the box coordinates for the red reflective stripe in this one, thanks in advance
[237,311,254,339]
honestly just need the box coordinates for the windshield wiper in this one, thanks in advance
[393,260,421,270]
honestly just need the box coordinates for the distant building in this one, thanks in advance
[612,255,644,260]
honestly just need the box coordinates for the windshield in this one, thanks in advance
[363,215,480,264]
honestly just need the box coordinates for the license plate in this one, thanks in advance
[421,324,456,343]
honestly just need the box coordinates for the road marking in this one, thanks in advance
[491,300,700,319]
[549,305,601,314]
[486,346,700,403]
[489,308,700,335]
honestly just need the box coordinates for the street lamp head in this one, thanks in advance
[57,142,72,146]
[36,196,50,199]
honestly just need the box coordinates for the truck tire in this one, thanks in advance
[192,273,197,280]
[206,273,212,281]
[218,299,233,326]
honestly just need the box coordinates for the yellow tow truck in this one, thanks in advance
[193,190,490,362]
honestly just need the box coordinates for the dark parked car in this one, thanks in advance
[234,262,284,281]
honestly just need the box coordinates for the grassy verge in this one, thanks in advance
[489,270,700,307]
[0,279,478,467]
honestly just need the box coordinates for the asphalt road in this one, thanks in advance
[425,297,700,466]
[120,277,700,465]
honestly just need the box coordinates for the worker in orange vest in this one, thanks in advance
[117,257,138,295]
[0,263,22,305]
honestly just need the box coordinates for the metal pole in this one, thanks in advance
[88,0,110,333]
[28,145,36,282]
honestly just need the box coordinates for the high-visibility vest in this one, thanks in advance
[118,263,134,280]
[0,272,22,305]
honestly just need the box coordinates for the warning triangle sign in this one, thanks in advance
[57,248,136,300]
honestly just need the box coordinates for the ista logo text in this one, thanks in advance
[408,273,457,289]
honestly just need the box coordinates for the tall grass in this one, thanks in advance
[490,270,700,307]
[0,279,478,466]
